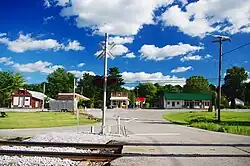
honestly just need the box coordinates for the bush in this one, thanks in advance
[236,105,247,109]
[144,103,150,109]
[208,106,213,112]
[220,105,225,109]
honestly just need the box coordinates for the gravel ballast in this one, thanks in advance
[0,132,138,166]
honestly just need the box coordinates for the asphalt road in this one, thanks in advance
[0,108,250,166]
[88,109,250,166]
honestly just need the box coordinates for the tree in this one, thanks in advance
[76,73,102,108]
[108,67,125,92]
[223,66,248,108]
[164,84,182,92]
[46,68,74,99]
[128,90,136,105]
[244,82,250,106]
[183,76,209,93]
[0,71,24,107]
[23,83,44,92]
[136,83,157,106]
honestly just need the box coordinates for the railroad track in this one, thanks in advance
[0,140,123,162]
[0,141,250,163]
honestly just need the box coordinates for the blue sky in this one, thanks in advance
[0,0,249,88]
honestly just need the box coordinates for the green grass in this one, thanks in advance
[0,112,98,129]
[163,111,250,136]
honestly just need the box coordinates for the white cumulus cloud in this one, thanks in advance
[43,16,54,24]
[109,36,134,44]
[0,57,14,65]
[13,61,64,74]
[68,70,96,78]
[180,54,202,62]
[0,33,7,37]
[121,86,135,90]
[123,52,136,59]
[55,0,174,36]
[160,0,250,37]
[121,71,186,86]
[0,33,84,53]
[171,66,192,73]
[43,0,51,8]
[63,40,84,51]
[139,43,203,61]
[77,63,85,67]
[204,54,212,59]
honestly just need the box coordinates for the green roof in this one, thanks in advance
[164,92,212,101]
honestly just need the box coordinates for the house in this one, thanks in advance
[229,98,244,106]
[110,92,129,109]
[11,89,46,108]
[162,92,212,109]
[136,97,146,108]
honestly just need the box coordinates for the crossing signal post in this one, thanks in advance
[96,33,115,134]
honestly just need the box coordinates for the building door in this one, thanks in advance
[172,101,175,107]
[13,97,19,106]
[19,97,24,107]
[35,101,39,108]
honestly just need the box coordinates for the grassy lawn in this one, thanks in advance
[0,112,99,129]
[163,111,250,136]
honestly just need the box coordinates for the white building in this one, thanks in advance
[110,92,129,109]
[162,93,212,109]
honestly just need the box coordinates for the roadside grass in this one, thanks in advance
[0,112,99,129]
[163,111,250,136]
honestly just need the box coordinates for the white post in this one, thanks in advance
[91,126,95,133]
[117,116,121,135]
[101,33,109,135]
[42,83,45,112]
[74,78,80,128]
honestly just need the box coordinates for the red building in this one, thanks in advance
[136,97,146,108]
[11,89,45,108]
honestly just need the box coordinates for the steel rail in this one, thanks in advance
[122,143,250,147]
[0,150,250,160]
[1,141,250,147]
[0,141,123,150]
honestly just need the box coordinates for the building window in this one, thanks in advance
[25,99,29,101]
[177,101,179,105]
[167,101,170,105]
[172,102,175,107]
[205,102,210,106]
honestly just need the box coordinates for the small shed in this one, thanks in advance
[11,89,45,108]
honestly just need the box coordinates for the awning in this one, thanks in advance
[110,97,128,101]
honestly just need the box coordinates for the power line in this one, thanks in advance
[223,42,250,56]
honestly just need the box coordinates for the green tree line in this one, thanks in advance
[0,66,249,108]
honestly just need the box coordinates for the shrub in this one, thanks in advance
[208,106,213,112]
[220,105,225,109]
[144,103,150,109]
[236,105,247,109]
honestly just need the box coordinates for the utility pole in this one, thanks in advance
[212,35,231,121]
[96,33,115,135]
[42,82,45,112]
